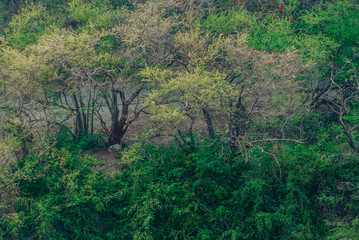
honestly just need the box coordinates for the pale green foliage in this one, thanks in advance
[174,28,223,68]
[141,66,173,87]
[0,133,20,181]
[0,36,5,47]
[202,7,257,35]
[10,3,46,29]
[68,0,98,24]
[112,0,176,62]
[29,27,108,86]
[0,119,35,217]
[93,8,123,30]
[143,66,238,131]
[0,46,50,98]
[68,0,123,29]
[298,34,339,65]
[121,143,144,164]
[142,27,307,137]
[8,3,51,49]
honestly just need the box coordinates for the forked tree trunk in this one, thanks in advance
[108,102,129,145]
[106,86,143,145]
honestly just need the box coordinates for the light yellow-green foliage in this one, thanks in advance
[174,28,212,66]
[68,0,98,24]
[68,0,123,29]
[174,28,247,68]
[142,26,307,136]
[10,3,47,31]
[28,26,134,98]
[0,134,20,167]
[202,7,257,35]
[141,66,173,87]
[298,34,339,65]
[0,35,5,48]
[32,28,103,69]
[150,68,235,110]
[112,0,175,54]
[28,27,116,92]
[141,35,240,131]
[121,143,144,165]
[0,123,23,216]
[9,3,51,49]
[0,46,49,97]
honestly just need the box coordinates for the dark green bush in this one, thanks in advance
[2,138,358,239]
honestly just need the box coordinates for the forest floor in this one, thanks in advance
[89,114,148,172]
[90,150,120,172]
[88,111,222,172]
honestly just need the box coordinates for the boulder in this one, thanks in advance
[108,144,122,153]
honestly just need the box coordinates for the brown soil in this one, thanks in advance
[89,113,149,172]
[90,150,121,173]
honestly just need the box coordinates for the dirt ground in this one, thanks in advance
[90,150,120,172]
[89,113,148,172]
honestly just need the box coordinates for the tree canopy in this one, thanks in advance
[1,0,359,239]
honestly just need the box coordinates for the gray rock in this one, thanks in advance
[108,144,122,153]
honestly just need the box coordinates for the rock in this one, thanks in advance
[108,144,122,153]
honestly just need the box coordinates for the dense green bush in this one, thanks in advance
[1,137,358,239]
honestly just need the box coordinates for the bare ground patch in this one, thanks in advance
[90,150,122,173]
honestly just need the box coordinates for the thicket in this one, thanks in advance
[1,0,359,239]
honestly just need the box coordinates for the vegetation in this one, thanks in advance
[1,0,359,239]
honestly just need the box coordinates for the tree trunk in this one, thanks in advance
[108,102,129,145]
[229,95,246,149]
[202,108,215,139]
[106,86,143,146]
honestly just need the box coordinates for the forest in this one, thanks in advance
[0,0,359,239]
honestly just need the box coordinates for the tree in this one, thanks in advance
[0,43,55,218]
[142,26,308,151]
[325,60,359,154]
[101,0,177,145]
[21,0,179,145]
[0,41,57,157]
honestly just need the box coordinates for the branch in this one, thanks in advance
[256,144,282,181]
[126,84,144,105]
[37,140,57,162]
[249,138,304,144]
